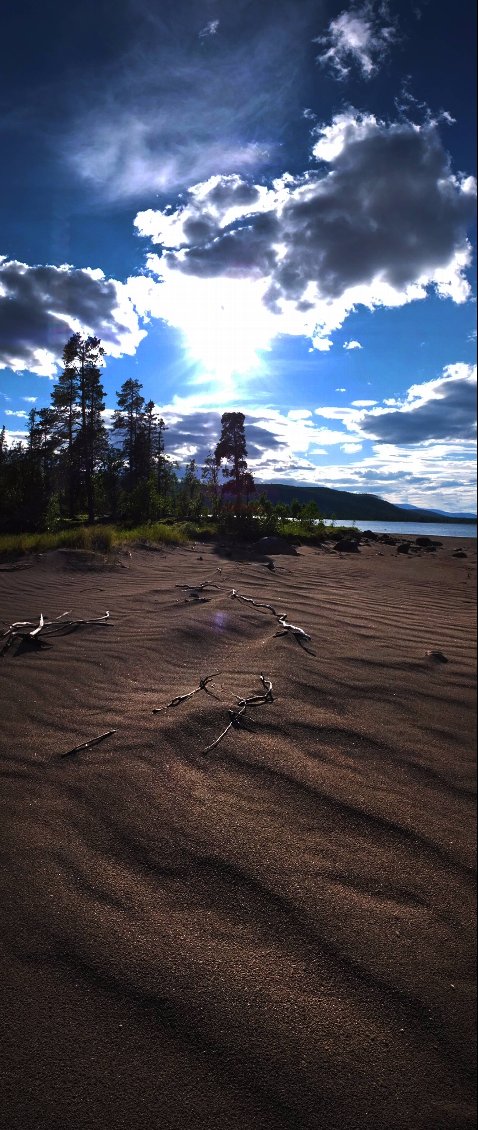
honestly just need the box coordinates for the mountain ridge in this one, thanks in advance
[254,483,476,523]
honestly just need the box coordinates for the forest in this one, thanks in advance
[0,333,322,541]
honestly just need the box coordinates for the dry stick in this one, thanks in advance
[230,589,281,617]
[175,581,220,593]
[202,673,273,755]
[229,589,314,651]
[60,730,117,758]
[152,673,221,713]
[275,618,316,656]
[0,611,110,657]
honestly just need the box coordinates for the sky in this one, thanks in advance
[0,0,476,513]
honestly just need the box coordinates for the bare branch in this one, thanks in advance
[60,730,116,758]
[152,672,221,713]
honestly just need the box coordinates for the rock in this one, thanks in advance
[426,649,448,663]
[362,530,379,541]
[256,536,298,555]
[452,549,467,558]
[379,534,397,545]
[415,537,442,549]
[397,542,410,554]
[334,538,360,553]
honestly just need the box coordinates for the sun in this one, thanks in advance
[144,262,276,391]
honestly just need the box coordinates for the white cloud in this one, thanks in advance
[335,387,347,392]
[341,442,363,453]
[343,339,362,350]
[22,396,37,403]
[0,258,146,376]
[133,113,475,373]
[315,3,397,80]
[351,399,377,406]
[199,20,219,39]
[5,409,29,418]
[359,363,477,443]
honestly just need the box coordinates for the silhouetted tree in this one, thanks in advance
[112,378,145,488]
[61,333,106,522]
[214,411,254,516]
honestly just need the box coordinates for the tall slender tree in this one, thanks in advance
[112,378,145,488]
[61,334,106,522]
[214,411,254,515]
[51,343,81,517]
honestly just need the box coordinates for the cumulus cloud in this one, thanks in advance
[343,340,362,350]
[315,3,397,80]
[359,363,477,443]
[5,409,29,418]
[133,114,476,363]
[0,258,146,376]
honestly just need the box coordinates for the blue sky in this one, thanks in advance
[0,0,476,512]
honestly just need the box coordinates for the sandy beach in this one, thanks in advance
[0,536,476,1130]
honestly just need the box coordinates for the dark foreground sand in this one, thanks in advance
[0,537,476,1130]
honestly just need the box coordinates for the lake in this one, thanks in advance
[322,519,477,539]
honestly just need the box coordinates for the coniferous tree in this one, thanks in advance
[51,344,82,517]
[214,411,254,515]
[177,458,203,519]
[61,333,106,522]
[112,378,145,488]
[201,451,221,518]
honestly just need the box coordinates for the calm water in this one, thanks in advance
[322,519,477,539]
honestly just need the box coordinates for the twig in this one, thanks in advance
[202,673,273,754]
[275,616,316,654]
[230,589,281,616]
[0,611,110,657]
[60,729,116,758]
[152,673,221,713]
[229,590,314,652]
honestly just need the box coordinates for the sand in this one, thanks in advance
[0,536,476,1130]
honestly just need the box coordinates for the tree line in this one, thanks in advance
[0,333,259,534]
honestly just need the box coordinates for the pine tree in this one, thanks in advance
[51,344,81,518]
[60,334,106,522]
[214,411,254,515]
[201,451,221,518]
[112,378,145,488]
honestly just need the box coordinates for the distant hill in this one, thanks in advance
[254,483,476,523]
[399,503,477,519]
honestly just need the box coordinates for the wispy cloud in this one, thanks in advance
[64,0,318,200]
[199,19,219,39]
[315,3,398,80]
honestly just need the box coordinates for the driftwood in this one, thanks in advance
[60,729,117,758]
[230,589,282,616]
[202,674,273,754]
[0,611,110,656]
[229,589,314,652]
[152,673,221,713]
[176,580,220,603]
